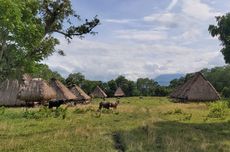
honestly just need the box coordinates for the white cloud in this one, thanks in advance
[144,12,176,24]
[104,19,136,24]
[115,29,168,41]
[43,0,226,81]
[166,0,179,11]
[44,38,222,81]
[181,0,221,21]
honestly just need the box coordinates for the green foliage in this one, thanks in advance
[65,73,171,97]
[207,102,228,118]
[106,80,117,96]
[174,108,183,114]
[209,13,230,63]
[155,86,171,96]
[162,108,192,121]
[30,64,65,82]
[222,87,230,98]
[202,66,230,92]
[0,106,5,114]
[22,107,67,119]
[136,78,158,96]
[0,0,99,80]
[66,72,85,87]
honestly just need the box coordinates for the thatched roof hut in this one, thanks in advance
[17,79,56,102]
[91,86,107,98]
[114,87,125,97]
[0,79,26,106]
[50,78,76,101]
[70,85,91,101]
[170,72,220,101]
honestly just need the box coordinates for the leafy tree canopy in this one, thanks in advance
[209,13,230,63]
[0,0,99,80]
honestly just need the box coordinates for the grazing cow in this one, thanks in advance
[98,100,120,110]
[48,99,65,109]
[110,100,119,109]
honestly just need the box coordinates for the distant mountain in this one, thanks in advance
[154,73,185,86]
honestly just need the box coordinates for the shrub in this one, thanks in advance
[0,106,5,115]
[162,108,192,121]
[222,87,230,98]
[22,109,40,119]
[207,102,228,118]
[52,107,67,119]
[22,107,68,119]
[174,108,183,114]
[226,100,230,108]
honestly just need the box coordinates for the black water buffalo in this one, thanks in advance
[48,99,65,109]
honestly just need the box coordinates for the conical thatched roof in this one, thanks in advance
[170,72,220,101]
[18,79,56,102]
[70,85,91,101]
[0,79,26,106]
[114,87,125,97]
[91,86,107,98]
[50,78,76,100]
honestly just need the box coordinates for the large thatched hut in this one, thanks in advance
[70,85,91,102]
[91,86,107,98]
[17,78,56,103]
[50,78,76,101]
[0,79,26,106]
[170,72,220,101]
[114,87,125,97]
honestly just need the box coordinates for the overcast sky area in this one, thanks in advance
[43,0,230,81]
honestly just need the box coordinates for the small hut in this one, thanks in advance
[17,79,56,103]
[170,72,220,101]
[70,85,91,103]
[114,87,125,97]
[0,79,26,106]
[91,86,107,98]
[50,78,76,101]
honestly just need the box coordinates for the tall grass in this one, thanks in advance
[0,97,229,152]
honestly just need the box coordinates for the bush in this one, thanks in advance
[207,102,228,118]
[155,87,171,97]
[0,106,5,115]
[22,109,40,119]
[53,107,67,119]
[22,107,68,119]
[174,108,183,114]
[222,87,230,98]
[162,108,192,121]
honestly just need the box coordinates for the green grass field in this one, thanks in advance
[0,97,229,152]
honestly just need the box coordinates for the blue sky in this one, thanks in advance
[44,0,230,81]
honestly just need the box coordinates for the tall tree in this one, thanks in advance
[137,78,158,96]
[31,64,65,83]
[65,72,85,87]
[0,0,99,80]
[209,13,230,63]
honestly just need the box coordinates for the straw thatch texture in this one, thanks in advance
[91,86,107,98]
[18,79,56,102]
[114,87,125,97]
[70,85,91,101]
[0,79,26,106]
[170,72,220,101]
[50,79,76,100]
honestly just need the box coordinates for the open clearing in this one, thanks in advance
[0,97,229,152]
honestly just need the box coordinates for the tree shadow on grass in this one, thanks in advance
[113,121,230,152]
